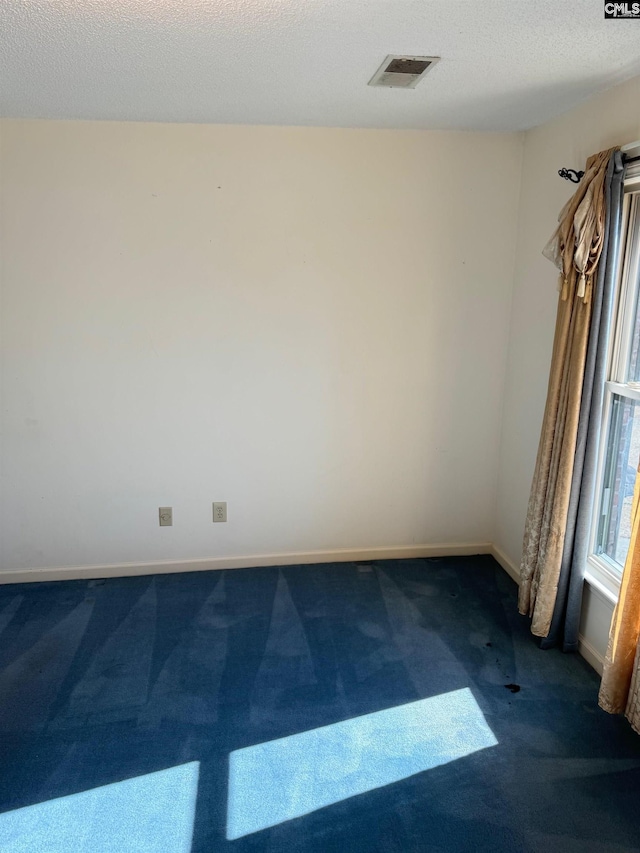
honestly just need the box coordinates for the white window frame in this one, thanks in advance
[586,159,640,603]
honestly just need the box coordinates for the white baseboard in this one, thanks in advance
[489,543,607,675]
[490,543,520,583]
[0,541,493,585]
[577,634,605,675]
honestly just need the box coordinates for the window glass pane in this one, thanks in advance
[625,225,640,381]
[597,394,640,567]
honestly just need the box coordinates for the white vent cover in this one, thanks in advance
[368,55,440,89]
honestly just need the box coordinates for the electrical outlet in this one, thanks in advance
[159,506,173,527]
[213,502,227,523]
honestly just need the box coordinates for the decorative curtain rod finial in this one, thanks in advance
[558,168,585,183]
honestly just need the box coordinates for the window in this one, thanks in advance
[589,162,640,597]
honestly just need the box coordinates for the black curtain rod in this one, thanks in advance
[559,152,640,183]
[558,167,584,183]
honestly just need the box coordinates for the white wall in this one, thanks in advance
[494,75,640,665]
[0,120,523,573]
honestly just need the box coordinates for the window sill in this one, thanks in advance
[585,556,621,605]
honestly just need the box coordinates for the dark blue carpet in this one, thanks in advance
[0,556,639,852]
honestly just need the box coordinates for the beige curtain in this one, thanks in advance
[519,148,616,638]
[599,469,640,734]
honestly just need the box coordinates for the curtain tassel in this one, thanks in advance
[577,273,587,300]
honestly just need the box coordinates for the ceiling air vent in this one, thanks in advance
[368,55,440,89]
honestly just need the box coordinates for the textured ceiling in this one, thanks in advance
[1,0,640,131]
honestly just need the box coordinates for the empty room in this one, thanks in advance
[2,1,640,851]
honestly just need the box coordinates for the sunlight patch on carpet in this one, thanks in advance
[0,761,199,853]
[227,688,496,839]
